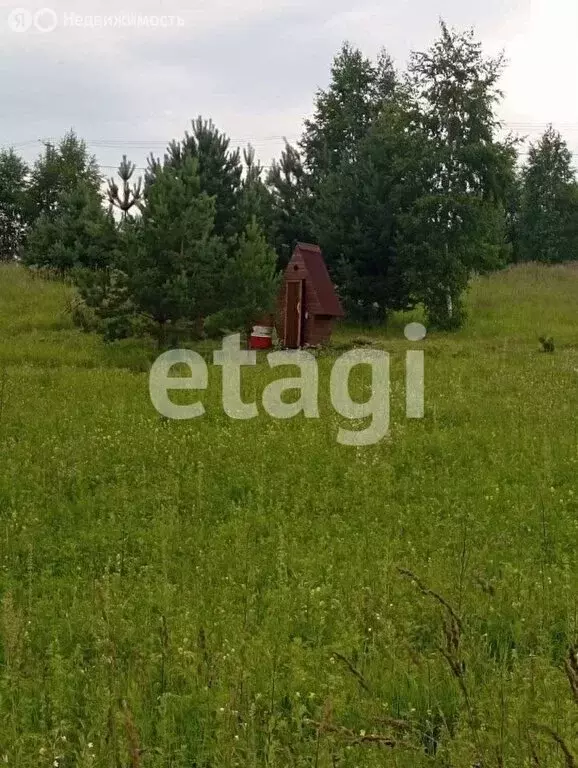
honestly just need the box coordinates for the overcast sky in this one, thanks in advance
[1,0,577,179]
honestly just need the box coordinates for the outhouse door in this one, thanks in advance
[284,280,304,348]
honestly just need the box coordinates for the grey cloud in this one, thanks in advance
[0,0,536,172]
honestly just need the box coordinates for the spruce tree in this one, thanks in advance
[273,43,399,306]
[312,98,419,321]
[267,44,397,274]
[300,42,397,176]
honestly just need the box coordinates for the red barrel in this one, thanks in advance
[249,324,273,350]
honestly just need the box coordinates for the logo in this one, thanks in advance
[7,8,33,32]
[7,8,185,32]
[149,325,428,447]
[7,6,58,32]
[33,7,58,32]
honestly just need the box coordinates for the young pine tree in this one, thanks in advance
[205,217,279,337]
[120,155,225,346]
[107,155,143,220]
[23,181,117,273]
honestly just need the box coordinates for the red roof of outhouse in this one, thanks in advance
[292,243,345,317]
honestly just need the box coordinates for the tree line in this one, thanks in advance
[1,21,577,341]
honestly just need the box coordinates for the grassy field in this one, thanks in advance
[0,262,577,767]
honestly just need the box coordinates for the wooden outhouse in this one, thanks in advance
[278,243,345,348]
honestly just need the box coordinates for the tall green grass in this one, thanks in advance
[0,262,577,767]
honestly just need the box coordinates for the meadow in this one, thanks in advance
[0,262,577,767]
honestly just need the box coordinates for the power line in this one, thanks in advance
[97,163,275,172]
[502,121,578,128]
[9,122,578,149]
[9,131,578,178]
[34,136,296,148]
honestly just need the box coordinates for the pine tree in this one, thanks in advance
[267,141,313,267]
[156,117,243,241]
[519,126,578,263]
[117,156,225,346]
[205,217,280,337]
[0,149,29,261]
[312,98,419,321]
[73,266,136,340]
[236,146,274,238]
[81,134,279,346]
[23,181,117,273]
[107,155,143,219]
